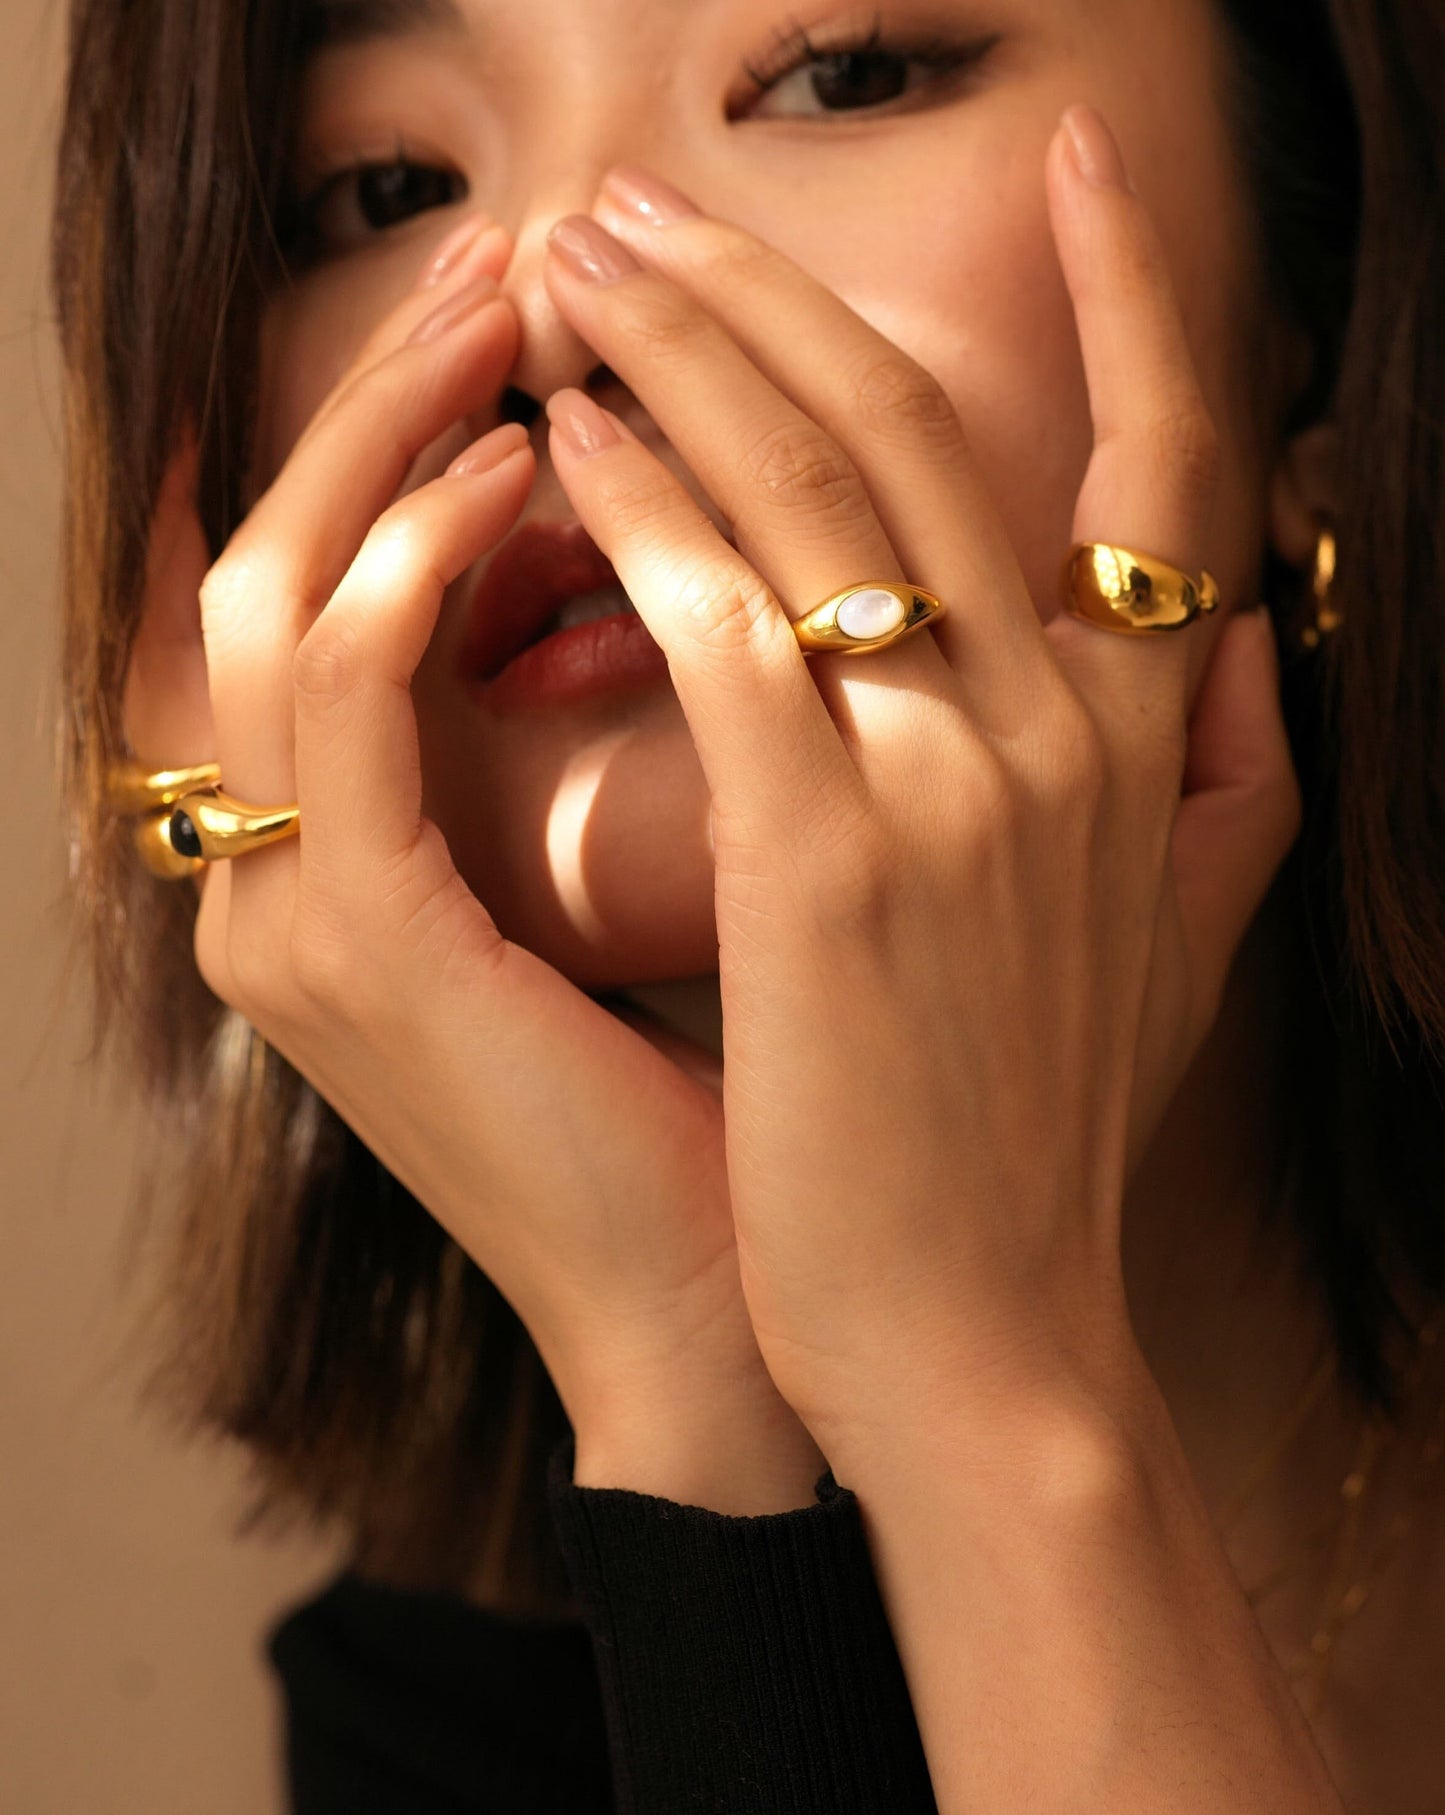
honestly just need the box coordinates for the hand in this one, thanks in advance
[539,109,1302,1457]
[125,213,825,1500]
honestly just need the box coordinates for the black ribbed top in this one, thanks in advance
[268,1434,937,1813]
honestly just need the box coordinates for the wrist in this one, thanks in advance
[570,1362,829,1513]
[815,1317,1163,1501]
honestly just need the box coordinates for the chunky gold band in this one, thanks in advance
[107,761,299,881]
[791,582,946,654]
[1064,543,1220,633]
[167,789,300,864]
[104,758,221,816]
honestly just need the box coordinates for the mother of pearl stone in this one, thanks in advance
[835,587,907,640]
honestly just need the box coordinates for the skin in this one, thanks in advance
[118,0,1445,1806]
[253,0,1285,984]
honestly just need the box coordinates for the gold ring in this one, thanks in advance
[104,757,221,815]
[168,788,300,864]
[1065,544,1219,633]
[105,760,300,880]
[130,809,210,881]
[791,582,946,655]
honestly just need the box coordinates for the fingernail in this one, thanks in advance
[545,388,620,459]
[547,215,642,286]
[1062,104,1133,192]
[445,421,532,477]
[406,274,500,346]
[444,224,510,290]
[416,213,491,290]
[599,165,699,227]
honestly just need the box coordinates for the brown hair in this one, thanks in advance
[49,0,1444,1605]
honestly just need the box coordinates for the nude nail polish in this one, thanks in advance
[545,388,620,458]
[416,213,491,290]
[546,216,642,285]
[405,274,500,346]
[1062,104,1133,193]
[600,166,699,227]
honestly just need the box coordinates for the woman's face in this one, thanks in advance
[253,0,1288,990]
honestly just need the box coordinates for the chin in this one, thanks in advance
[457,859,722,994]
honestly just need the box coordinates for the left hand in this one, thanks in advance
[539,108,1303,1456]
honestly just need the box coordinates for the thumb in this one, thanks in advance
[604,1000,725,1103]
[1171,603,1304,1022]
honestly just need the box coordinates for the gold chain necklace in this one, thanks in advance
[1215,1311,1445,1722]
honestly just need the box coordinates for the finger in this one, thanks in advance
[199,251,519,820]
[314,214,513,419]
[130,221,506,773]
[544,390,865,843]
[293,425,534,900]
[590,170,1046,695]
[604,1000,725,1102]
[542,214,952,706]
[1170,606,1301,1027]
[1042,104,1224,754]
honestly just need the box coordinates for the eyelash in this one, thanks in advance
[280,15,995,263]
[278,144,465,265]
[736,12,998,114]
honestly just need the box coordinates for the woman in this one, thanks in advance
[49,0,1444,1807]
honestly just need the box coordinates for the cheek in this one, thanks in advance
[798,171,1095,620]
[251,273,396,490]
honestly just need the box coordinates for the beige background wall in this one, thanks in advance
[1,8,341,1812]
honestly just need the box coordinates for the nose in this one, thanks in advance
[495,200,618,417]
[488,124,703,425]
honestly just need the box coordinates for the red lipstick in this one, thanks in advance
[457,518,669,711]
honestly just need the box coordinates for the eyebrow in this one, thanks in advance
[298,0,470,57]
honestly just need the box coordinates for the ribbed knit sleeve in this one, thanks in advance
[545,1432,938,1815]
[268,1571,613,1813]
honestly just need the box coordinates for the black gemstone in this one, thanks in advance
[169,809,203,860]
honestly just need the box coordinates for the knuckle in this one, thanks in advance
[292,613,362,705]
[621,292,710,367]
[594,464,696,549]
[1253,755,1304,860]
[742,421,864,518]
[674,557,776,654]
[198,549,265,639]
[1147,399,1221,502]
[849,352,961,448]
[196,560,232,620]
[690,224,778,290]
[961,744,1020,841]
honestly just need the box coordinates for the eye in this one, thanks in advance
[734,18,999,121]
[279,151,467,264]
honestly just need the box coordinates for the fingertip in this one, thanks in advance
[1059,104,1134,196]
[444,420,533,479]
[414,214,509,293]
[546,388,624,459]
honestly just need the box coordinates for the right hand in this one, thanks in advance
[124,213,824,1507]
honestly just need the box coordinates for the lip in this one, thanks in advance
[481,611,672,712]
[456,517,626,685]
